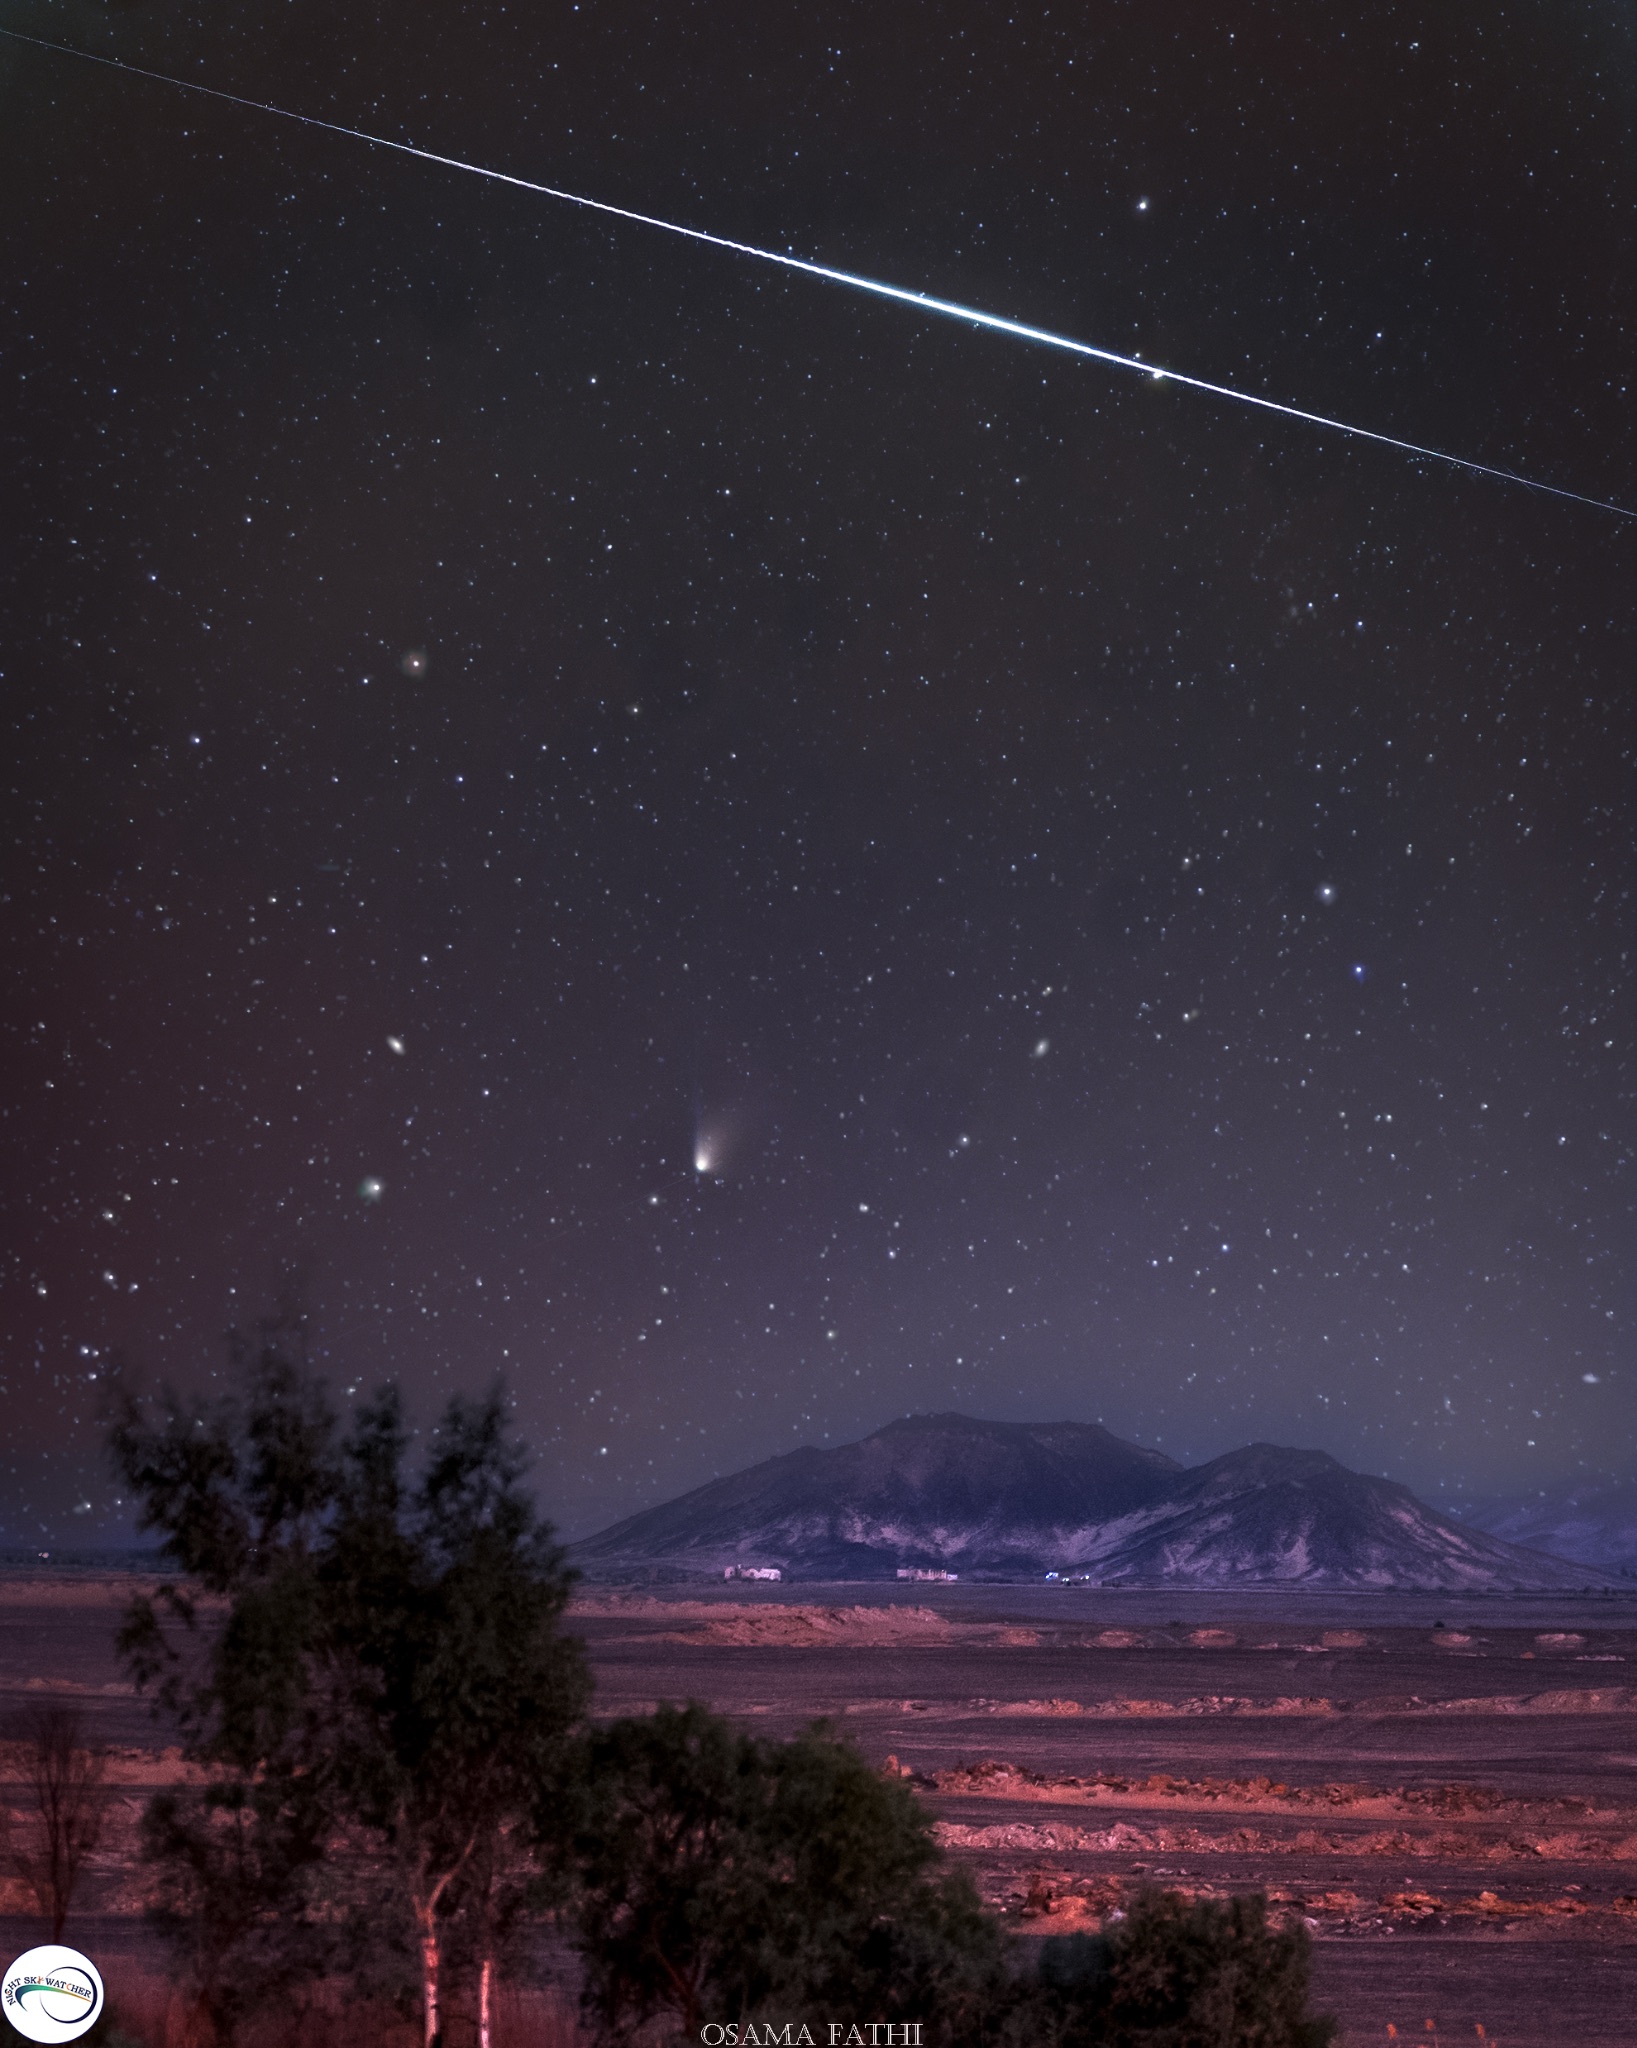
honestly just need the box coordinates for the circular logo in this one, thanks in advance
[2,1948,104,2044]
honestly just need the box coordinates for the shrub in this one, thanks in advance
[570,1705,1004,2042]
[1027,1889,1338,2048]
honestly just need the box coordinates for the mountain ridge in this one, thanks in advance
[573,1413,1616,1590]
[1448,1474,1637,1578]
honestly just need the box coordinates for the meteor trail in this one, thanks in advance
[4,26,1630,519]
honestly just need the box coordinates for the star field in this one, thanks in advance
[0,0,1629,1542]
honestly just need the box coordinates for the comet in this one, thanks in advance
[3,27,1630,519]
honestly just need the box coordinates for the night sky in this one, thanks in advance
[2,1,1630,1548]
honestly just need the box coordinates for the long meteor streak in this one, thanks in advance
[4,27,1630,519]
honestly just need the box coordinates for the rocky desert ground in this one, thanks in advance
[4,1566,1637,2045]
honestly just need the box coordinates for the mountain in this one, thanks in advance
[1447,1475,1637,1578]
[1047,1444,1605,1590]
[572,1413,1613,1589]
[574,1414,1182,1581]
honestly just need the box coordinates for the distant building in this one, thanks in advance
[723,1564,782,1581]
[896,1567,958,1582]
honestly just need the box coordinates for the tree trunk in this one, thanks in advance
[478,1952,493,2048]
[419,1917,442,2048]
[403,1816,476,2048]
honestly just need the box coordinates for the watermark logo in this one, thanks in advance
[2,1948,104,2045]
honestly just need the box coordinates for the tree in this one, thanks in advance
[570,1704,1004,2043]
[1028,1889,1338,2048]
[107,1315,589,2047]
[107,1319,348,2044]
[439,1815,546,2048]
[5,1702,109,1941]
[138,1774,336,2046]
[323,1385,591,2047]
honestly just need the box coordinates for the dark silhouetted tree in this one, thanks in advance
[107,1313,589,2048]
[139,1775,335,2046]
[5,1702,109,1941]
[323,1384,591,2046]
[571,1704,1004,2043]
[106,1317,345,2043]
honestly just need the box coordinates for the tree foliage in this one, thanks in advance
[571,1704,1004,2042]
[138,1775,336,2046]
[106,1314,590,2045]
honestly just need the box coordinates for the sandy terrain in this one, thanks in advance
[4,1570,1636,2044]
[578,1584,1637,2044]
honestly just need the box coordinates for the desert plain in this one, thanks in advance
[4,1564,1637,2046]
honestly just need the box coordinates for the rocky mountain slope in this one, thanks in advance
[573,1413,1613,1589]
